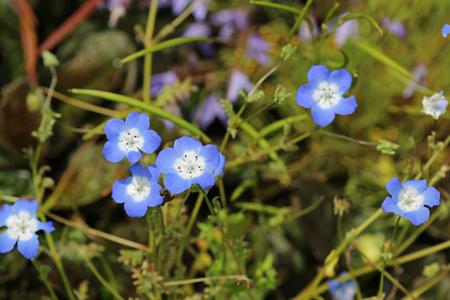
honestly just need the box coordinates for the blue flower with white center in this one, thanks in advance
[103,112,162,163]
[0,199,54,259]
[382,178,440,226]
[296,65,357,127]
[327,271,357,300]
[422,91,448,120]
[112,164,163,218]
[442,24,450,37]
[155,136,220,194]
[212,153,226,177]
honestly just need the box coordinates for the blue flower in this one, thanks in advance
[212,153,226,177]
[296,65,357,127]
[155,136,220,194]
[150,71,177,97]
[227,69,255,103]
[197,94,228,129]
[112,164,163,218]
[381,18,407,38]
[382,178,440,226]
[103,112,161,163]
[327,271,357,300]
[99,0,129,27]
[329,14,358,46]
[159,0,209,22]
[298,16,320,41]
[422,91,448,120]
[0,199,54,259]
[246,34,272,66]
[402,63,427,99]
[210,9,249,40]
[442,24,450,37]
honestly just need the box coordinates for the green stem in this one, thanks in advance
[378,216,401,297]
[164,275,243,286]
[318,130,379,146]
[156,206,166,274]
[256,114,308,141]
[248,1,301,14]
[143,0,159,103]
[337,215,343,242]
[288,0,313,39]
[218,178,227,209]
[235,102,277,129]
[33,261,59,300]
[415,134,450,179]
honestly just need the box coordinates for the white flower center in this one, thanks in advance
[174,151,206,179]
[397,187,424,212]
[118,128,144,152]
[126,176,151,202]
[313,82,341,109]
[6,211,38,241]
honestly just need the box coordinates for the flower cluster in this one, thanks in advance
[103,112,224,217]
[0,199,54,259]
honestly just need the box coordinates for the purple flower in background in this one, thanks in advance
[382,18,407,38]
[422,91,448,120]
[197,94,228,129]
[227,69,255,103]
[296,65,357,127]
[246,33,272,66]
[182,22,214,57]
[0,199,54,259]
[298,16,320,41]
[402,63,427,99]
[442,24,450,37]
[100,0,130,27]
[329,14,359,46]
[210,9,249,40]
[150,71,177,97]
[382,178,440,226]
[327,271,357,300]
[159,0,209,22]
[112,164,163,218]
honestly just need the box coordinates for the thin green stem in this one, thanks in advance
[378,216,401,297]
[143,0,159,103]
[248,1,301,14]
[164,275,243,286]
[218,178,227,209]
[256,114,308,141]
[235,102,277,129]
[288,0,313,39]
[415,134,450,179]
[337,215,343,242]
[318,130,379,146]
[33,261,59,300]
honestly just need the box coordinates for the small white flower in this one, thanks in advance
[422,91,448,120]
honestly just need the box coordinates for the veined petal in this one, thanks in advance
[381,197,404,216]
[126,150,142,163]
[140,130,161,154]
[404,207,430,226]
[421,187,440,207]
[103,141,125,163]
[17,234,39,259]
[124,199,148,218]
[164,173,191,194]
[329,69,353,94]
[198,145,220,172]
[0,231,17,253]
[385,177,402,202]
[104,118,125,142]
[37,221,55,234]
[311,106,335,127]
[112,179,133,204]
[402,179,427,194]
[333,95,357,115]
[13,199,38,215]
[155,148,180,174]
[174,136,203,155]
[191,172,215,190]
[296,83,318,109]
[307,65,331,85]
[125,111,140,129]
[148,182,164,207]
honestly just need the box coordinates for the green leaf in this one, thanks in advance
[118,249,145,267]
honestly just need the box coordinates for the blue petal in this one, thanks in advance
[126,150,142,163]
[129,164,148,178]
[442,24,450,37]
[198,145,220,172]
[140,130,161,154]
[148,182,164,207]
[381,197,404,216]
[404,207,430,226]
[164,173,191,194]
[402,179,427,194]
[13,199,38,215]
[124,199,148,218]
[307,65,331,85]
[112,179,133,204]
[103,118,125,142]
[135,113,150,132]
[155,148,179,174]
[333,95,357,115]
[311,106,335,127]
[421,187,440,207]
[148,165,161,181]
[0,204,13,227]
[37,221,55,234]
[103,141,125,163]
[124,111,139,129]
[385,177,402,202]
[213,153,226,177]
[0,231,17,253]
[329,69,352,94]
[191,173,215,190]
[17,234,40,259]
[174,136,203,156]
[296,83,318,109]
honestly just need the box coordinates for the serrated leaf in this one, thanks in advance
[118,249,145,267]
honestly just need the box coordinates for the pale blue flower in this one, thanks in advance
[0,199,54,259]
[99,0,130,27]
[422,91,448,120]
[150,71,177,97]
[382,18,407,38]
[327,271,357,300]
[246,33,271,66]
[159,0,209,22]
[442,24,450,37]
[112,164,163,218]
[330,14,358,46]
[298,17,320,41]
[210,9,249,40]
[227,69,255,103]
[296,65,357,127]
[155,136,220,194]
[197,94,228,129]
[382,178,440,226]
[402,63,427,99]
[103,112,161,163]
